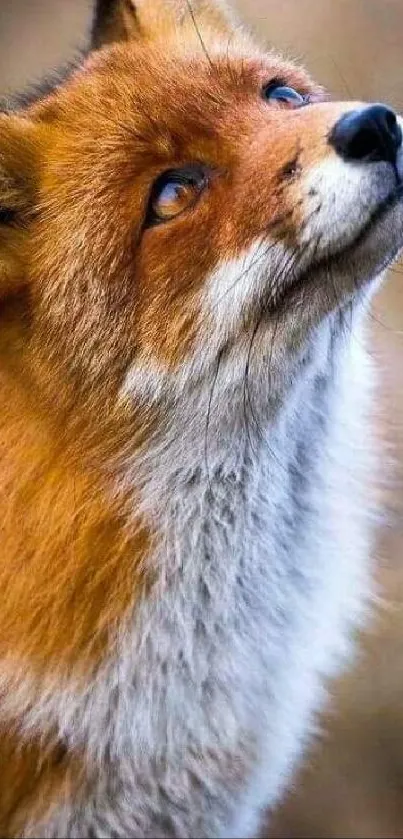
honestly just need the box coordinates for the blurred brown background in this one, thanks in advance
[1,1,403,836]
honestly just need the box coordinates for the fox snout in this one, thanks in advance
[329,103,402,166]
[273,99,403,303]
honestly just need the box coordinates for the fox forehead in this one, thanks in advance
[32,45,319,162]
[29,46,323,263]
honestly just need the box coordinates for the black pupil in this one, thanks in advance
[264,84,304,105]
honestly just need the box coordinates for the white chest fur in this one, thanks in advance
[30,313,375,838]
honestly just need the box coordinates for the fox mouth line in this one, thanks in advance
[272,182,403,312]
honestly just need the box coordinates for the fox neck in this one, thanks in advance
[122,308,345,506]
[0,300,362,680]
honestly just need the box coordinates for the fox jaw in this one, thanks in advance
[0,0,403,837]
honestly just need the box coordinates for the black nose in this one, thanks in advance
[329,104,402,165]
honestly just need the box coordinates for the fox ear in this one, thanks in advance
[91,0,235,49]
[0,115,38,300]
[91,0,139,49]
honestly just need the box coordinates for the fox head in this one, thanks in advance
[0,0,402,458]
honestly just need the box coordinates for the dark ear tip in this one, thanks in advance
[91,0,127,50]
[91,0,113,48]
[91,0,138,49]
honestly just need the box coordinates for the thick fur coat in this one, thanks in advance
[0,0,402,835]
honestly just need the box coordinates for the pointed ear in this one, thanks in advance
[0,115,38,300]
[91,0,140,48]
[91,0,236,49]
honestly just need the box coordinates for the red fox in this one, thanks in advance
[0,0,402,835]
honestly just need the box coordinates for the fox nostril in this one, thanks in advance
[329,104,402,165]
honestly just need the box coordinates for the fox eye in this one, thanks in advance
[146,166,207,227]
[262,82,306,107]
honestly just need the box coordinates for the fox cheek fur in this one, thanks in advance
[0,0,402,836]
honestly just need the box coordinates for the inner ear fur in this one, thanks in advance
[91,0,236,49]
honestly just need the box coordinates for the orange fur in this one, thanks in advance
[0,0,369,833]
[0,731,82,839]
[0,320,151,673]
[0,0,336,725]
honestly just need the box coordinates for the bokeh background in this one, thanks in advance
[1,2,403,836]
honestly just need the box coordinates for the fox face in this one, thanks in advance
[1,0,402,443]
